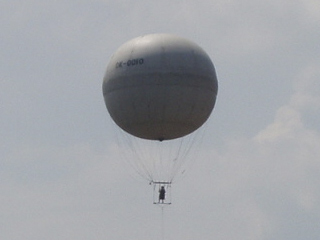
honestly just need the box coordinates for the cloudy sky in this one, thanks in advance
[1,0,320,239]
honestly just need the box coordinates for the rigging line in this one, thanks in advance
[160,140,171,181]
[153,141,161,181]
[156,140,170,181]
[121,132,153,181]
[158,141,169,181]
[124,147,152,182]
[114,129,147,181]
[163,137,184,182]
[170,128,203,181]
[167,139,180,180]
[120,134,148,180]
[134,147,154,181]
[153,183,156,204]
[134,138,158,181]
[161,141,168,180]
[171,124,207,183]
[153,140,165,181]
[175,133,194,163]
[169,136,192,181]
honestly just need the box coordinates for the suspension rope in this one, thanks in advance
[161,206,165,240]
[120,131,153,181]
[170,123,207,183]
[114,120,208,185]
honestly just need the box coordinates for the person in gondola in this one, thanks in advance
[159,186,166,203]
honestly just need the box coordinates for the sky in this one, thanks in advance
[1,0,320,239]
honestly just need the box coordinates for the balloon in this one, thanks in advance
[103,33,218,141]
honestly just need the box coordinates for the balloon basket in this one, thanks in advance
[151,181,172,205]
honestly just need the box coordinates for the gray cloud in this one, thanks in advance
[0,0,319,239]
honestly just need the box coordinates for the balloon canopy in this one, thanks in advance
[103,33,218,141]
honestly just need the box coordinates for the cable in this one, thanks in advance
[161,206,165,240]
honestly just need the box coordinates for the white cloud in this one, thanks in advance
[256,62,320,143]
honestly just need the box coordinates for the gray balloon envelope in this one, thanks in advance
[103,33,218,141]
